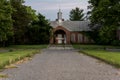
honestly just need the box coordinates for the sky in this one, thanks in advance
[25,0,89,21]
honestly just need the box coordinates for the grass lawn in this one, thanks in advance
[0,45,48,69]
[7,45,48,49]
[73,44,120,50]
[73,44,120,68]
[81,50,120,68]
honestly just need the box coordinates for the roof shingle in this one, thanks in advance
[50,21,91,31]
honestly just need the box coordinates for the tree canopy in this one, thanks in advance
[88,0,120,45]
[69,7,84,21]
[10,0,38,44]
[0,0,52,46]
[0,0,13,46]
[26,13,52,44]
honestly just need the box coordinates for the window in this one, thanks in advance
[71,33,75,43]
[78,33,83,43]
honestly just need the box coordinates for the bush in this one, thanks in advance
[111,40,120,46]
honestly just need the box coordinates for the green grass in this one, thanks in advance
[0,45,48,69]
[81,50,120,68]
[7,45,48,49]
[0,74,8,78]
[0,49,39,69]
[73,44,120,50]
[73,44,120,68]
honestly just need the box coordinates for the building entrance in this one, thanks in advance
[54,30,66,44]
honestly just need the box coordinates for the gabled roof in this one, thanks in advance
[50,21,91,31]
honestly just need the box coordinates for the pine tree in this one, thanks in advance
[69,7,84,21]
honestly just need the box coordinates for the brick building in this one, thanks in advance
[50,10,120,44]
[50,10,93,44]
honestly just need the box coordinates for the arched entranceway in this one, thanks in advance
[54,30,66,44]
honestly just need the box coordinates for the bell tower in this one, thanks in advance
[56,9,64,23]
[57,9,62,20]
[56,0,64,24]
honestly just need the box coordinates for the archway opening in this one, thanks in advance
[54,30,66,44]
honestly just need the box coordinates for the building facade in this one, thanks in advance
[50,10,120,44]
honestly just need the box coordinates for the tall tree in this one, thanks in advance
[69,7,84,21]
[26,13,52,44]
[88,0,120,45]
[0,0,13,46]
[10,0,37,44]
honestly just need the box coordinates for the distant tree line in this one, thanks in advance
[0,0,52,47]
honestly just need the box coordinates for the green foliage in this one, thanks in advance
[10,0,38,44]
[111,40,120,46]
[8,0,51,45]
[25,13,52,44]
[0,0,51,46]
[73,44,120,50]
[26,6,38,21]
[69,7,84,21]
[88,0,120,45]
[98,25,116,44]
[0,0,13,46]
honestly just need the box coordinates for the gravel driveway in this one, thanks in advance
[0,45,120,80]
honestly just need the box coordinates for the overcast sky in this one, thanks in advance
[25,0,89,21]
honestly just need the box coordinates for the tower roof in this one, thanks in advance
[58,9,62,13]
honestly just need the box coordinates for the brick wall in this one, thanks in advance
[50,26,94,44]
[50,26,71,44]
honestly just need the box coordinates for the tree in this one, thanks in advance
[69,7,84,21]
[0,0,13,46]
[0,0,52,45]
[88,0,120,45]
[26,13,52,44]
[10,0,37,44]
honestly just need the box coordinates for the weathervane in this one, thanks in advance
[59,0,61,11]
[57,0,62,25]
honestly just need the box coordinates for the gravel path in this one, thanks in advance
[0,45,120,80]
